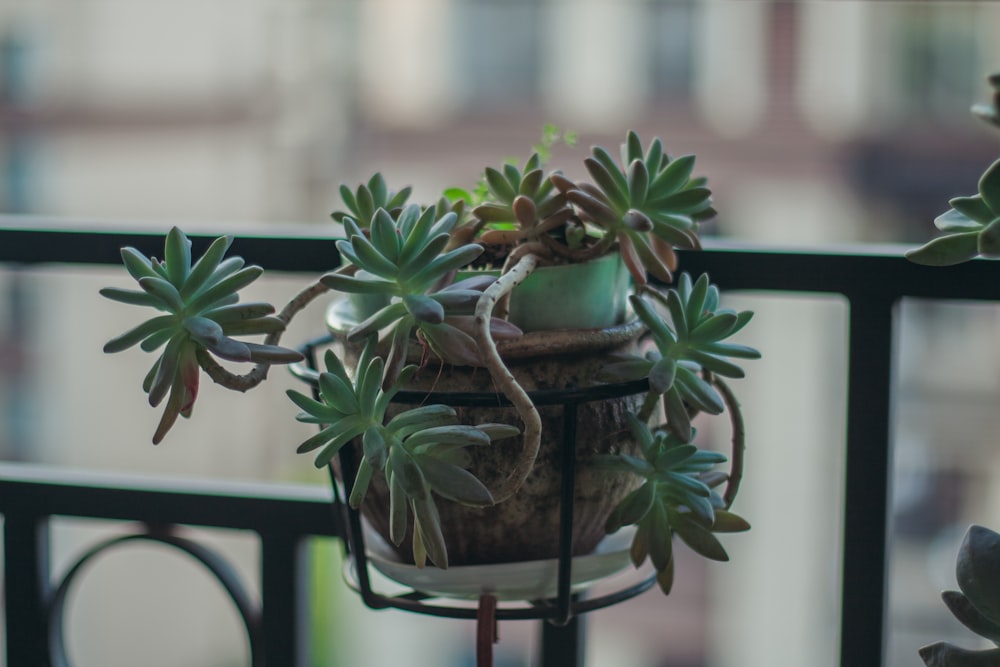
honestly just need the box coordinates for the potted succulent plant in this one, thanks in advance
[918,526,1000,667]
[909,74,1000,667]
[100,129,759,601]
[907,73,1000,267]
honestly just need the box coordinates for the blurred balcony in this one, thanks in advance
[2,222,999,666]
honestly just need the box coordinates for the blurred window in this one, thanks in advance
[648,0,696,96]
[454,0,544,108]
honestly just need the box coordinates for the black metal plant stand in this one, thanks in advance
[292,335,658,667]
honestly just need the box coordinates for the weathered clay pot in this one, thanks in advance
[374,332,646,565]
[328,298,648,566]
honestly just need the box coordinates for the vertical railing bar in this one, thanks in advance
[260,530,308,667]
[840,293,896,667]
[4,513,50,666]
[537,614,584,667]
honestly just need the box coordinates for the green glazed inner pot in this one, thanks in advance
[340,251,631,334]
[486,252,631,333]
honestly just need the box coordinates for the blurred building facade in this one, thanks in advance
[0,1,998,666]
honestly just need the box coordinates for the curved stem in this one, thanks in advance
[474,253,542,504]
[712,375,746,508]
[198,279,331,391]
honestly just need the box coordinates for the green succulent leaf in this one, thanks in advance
[979,218,1000,257]
[403,294,445,324]
[404,424,492,451]
[940,590,1000,646]
[906,231,981,266]
[417,454,494,506]
[350,459,375,510]
[363,425,389,469]
[140,328,175,353]
[99,286,161,308]
[648,357,678,394]
[646,503,674,572]
[592,453,655,476]
[288,336,516,569]
[321,272,398,295]
[332,174,412,224]
[597,414,743,593]
[711,510,751,533]
[584,157,629,212]
[978,159,1000,213]
[674,366,725,414]
[649,155,697,198]
[102,228,301,444]
[485,166,517,203]
[385,404,457,437]
[957,526,1000,629]
[627,160,650,208]
[179,235,234,299]
[103,315,176,354]
[674,515,729,561]
[606,481,656,532]
[947,197,994,225]
[163,227,192,287]
[418,321,483,367]
[385,469,407,545]
[120,247,161,282]
[412,495,448,568]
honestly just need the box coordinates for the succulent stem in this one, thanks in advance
[473,252,542,504]
[712,374,746,509]
[198,278,331,391]
[495,241,549,320]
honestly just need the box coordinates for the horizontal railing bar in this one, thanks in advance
[677,242,1000,302]
[0,462,340,536]
[0,218,342,274]
[1,219,998,301]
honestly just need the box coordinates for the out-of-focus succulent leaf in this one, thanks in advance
[906,231,981,266]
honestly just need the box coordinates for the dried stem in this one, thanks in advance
[473,253,542,504]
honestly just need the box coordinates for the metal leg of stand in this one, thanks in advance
[537,615,584,667]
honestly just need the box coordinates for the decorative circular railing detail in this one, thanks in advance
[46,525,263,667]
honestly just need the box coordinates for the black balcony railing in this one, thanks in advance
[2,220,1000,667]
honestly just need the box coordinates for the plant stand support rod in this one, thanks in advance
[538,613,584,667]
[554,402,579,626]
[476,594,498,667]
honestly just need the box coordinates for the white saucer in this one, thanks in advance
[362,526,636,601]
